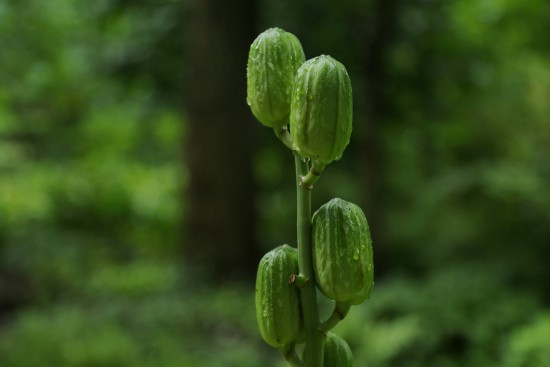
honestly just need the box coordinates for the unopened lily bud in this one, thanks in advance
[312,198,373,305]
[247,28,305,131]
[290,55,352,164]
[324,333,356,367]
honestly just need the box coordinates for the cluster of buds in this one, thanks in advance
[248,28,373,367]
[247,28,353,165]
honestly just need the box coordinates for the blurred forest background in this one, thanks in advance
[1,0,549,366]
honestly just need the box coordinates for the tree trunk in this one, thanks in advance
[360,0,398,274]
[184,0,258,281]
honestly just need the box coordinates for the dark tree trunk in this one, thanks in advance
[184,0,258,281]
[360,0,398,274]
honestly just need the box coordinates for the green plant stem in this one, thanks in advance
[273,117,295,150]
[274,126,294,150]
[294,151,324,367]
[300,160,326,190]
[319,302,351,333]
[283,344,303,367]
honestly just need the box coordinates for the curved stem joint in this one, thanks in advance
[300,160,326,190]
[319,302,351,333]
[283,344,303,367]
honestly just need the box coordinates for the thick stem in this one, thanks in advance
[273,117,295,150]
[319,302,351,333]
[300,160,326,190]
[294,152,324,367]
[283,344,303,367]
[274,125,294,150]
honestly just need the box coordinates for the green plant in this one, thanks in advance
[312,198,374,306]
[255,245,304,348]
[322,332,356,367]
[247,27,374,367]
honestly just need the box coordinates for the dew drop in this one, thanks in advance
[352,248,360,260]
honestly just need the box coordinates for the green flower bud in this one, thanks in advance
[302,332,356,366]
[247,28,305,130]
[312,198,373,305]
[290,55,353,164]
[324,333,356,367]
[255,245,304,348]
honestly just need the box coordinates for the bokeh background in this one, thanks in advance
[1,0,549,366]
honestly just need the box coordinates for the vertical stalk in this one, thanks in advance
[294,152,324,367]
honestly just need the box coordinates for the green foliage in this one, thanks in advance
[0,0,185,304]
[0,268,267,367]
[504,313,550,367]
[1,0,549,366]
[334,264,542,367]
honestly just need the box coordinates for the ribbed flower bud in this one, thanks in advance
[255,245,304,348]
[247,28,305,131]
[290,55,352,164]
[302,332,356,366]
[312,198,373,305]
[324,333,356,367]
